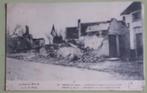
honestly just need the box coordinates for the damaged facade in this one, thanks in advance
[66,18,130,59]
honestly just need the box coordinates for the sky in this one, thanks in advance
[7,2,132,44]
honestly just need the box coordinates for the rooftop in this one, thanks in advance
[121,2,142,15]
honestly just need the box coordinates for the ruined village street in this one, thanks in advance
[6,58,121,81]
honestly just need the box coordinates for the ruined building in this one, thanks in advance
[66,18,130,59]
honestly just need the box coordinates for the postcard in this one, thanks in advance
[6,1,144,90]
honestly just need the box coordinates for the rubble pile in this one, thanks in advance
[57,46,82,61]
[75,48,106,63]
[7,42,108,64]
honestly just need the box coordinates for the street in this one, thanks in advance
[6,58,119,81]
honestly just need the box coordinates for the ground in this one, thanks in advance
[7,58,118,81]
[6,53,144,80]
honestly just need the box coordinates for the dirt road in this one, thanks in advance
[6,58,119,81]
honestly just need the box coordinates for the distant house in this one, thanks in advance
[66,27,79,40]
[32,38,45,49]
[7,25,46,53]
[32,38,45,53]
[65,18,129,59]
[121,1,143,59]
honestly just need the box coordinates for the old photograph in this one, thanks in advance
[6,1,144,90]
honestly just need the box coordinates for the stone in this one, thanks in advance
[57,46,82,60]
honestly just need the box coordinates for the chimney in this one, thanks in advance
[122,16,126,22]
[25,25,29,34]
[78,19,81,38]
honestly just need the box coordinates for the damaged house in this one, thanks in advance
[121,1,143,60]
[7,25,45,53]
[66,18,130,59]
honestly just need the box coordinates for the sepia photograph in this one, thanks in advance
[6,1,144,90]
